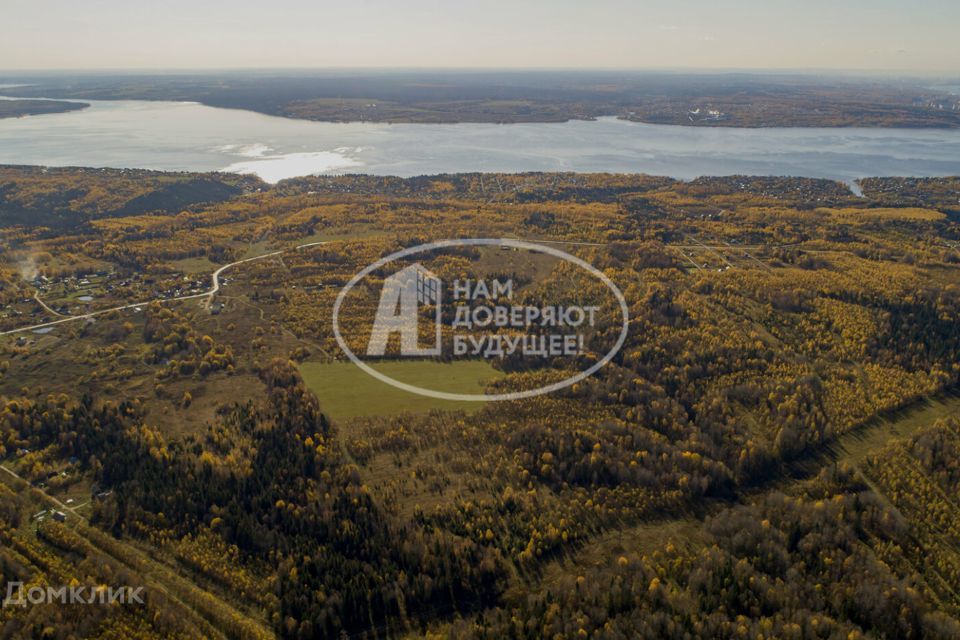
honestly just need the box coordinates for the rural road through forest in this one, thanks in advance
[0,463,85,519]
[0,241,326,337]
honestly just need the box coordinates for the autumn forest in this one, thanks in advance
[2,167,960,638]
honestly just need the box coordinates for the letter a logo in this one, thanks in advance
[367,263,442,356]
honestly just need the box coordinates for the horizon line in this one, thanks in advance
[0,66,957,77]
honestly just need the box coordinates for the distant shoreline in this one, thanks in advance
[0,98,89,119]
[3,70,959,128]
[4,92,956,129]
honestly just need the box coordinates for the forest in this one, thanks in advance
[0,100,88,120]
[2,168,960,638]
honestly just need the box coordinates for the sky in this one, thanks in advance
[3,0,959,73]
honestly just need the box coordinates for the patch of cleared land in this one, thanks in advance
[169,255,219,274]
[818,206,947,222]
[298,359,504,419]
[830,392,960,463]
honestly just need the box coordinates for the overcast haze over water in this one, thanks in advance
[2,96,960,184]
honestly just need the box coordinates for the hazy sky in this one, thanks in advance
[3,0,958,72]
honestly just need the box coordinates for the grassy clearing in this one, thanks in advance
[295,226,388,245]
[535,518,708,595]
[832,392,960,463]
[818,206,946,222]
[169,255,218,274]
[298,359,504,420]
[471,245,561,282]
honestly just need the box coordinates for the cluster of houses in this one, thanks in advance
[16,269,213,317]
[914,97,960,112]
[28,272,111,316]
[687,107,726,122]
[32,509,67,523]
[23,478,115,527]
[161,274,209,301]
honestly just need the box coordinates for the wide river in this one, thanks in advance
[2,95,960,184]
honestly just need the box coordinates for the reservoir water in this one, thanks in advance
[1,95,959,184]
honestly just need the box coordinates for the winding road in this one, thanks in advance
[33,293,67,318]
[0,241,326,338]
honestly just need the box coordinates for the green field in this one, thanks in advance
[298,359,504,419]
[831,392,960,463]
[169,255,218,274]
